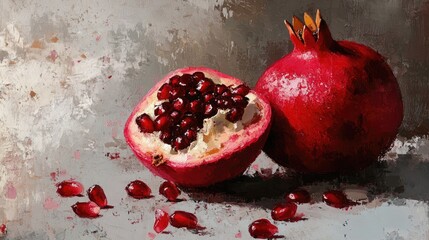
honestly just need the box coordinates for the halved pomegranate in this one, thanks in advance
[124,67,271,187]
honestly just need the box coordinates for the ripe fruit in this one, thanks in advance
[125,180,152,199]
[87,185,113,209]
[71,201,100,218]
[255,10,403,173]
[248,219,278,239]
[159,181,181,201]
[271,202,297,221]
[124,67,272,187]
[56,180,84,197]
[285,189,311,204]
[154,209,169,233]
[322,190,356,208]
[169,211,203,229]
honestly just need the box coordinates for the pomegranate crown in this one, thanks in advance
[284,10,334,50]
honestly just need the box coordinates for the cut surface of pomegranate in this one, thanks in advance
[71,201,100,218]
[56,180,84,197]
[285,189,311,204]
[125,180,152,199]
[154,209,169,233]
[124,67,271,187]
[255,10,403,173]
[87,185,113,209]
[169,211,203,229]
[271,202,298,221]
[159,181,181,202]
[248,218,278,239]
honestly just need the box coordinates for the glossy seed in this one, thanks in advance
[87,185,113,209]
[159,181,181,201]
[323,190,355,208]
[56,180,84,197]
[135,113,155,133]
[285,189,311,204]
[169,211,202,229]
[154,102,172,116]
[154,209,169,233]
[169,75,181,86]
[125,180,151,199]
[71,201,100,218]
[248,218,278,239]
[157,83,172,100]
[271,202,297,221]
[231,84,250,96]
[154,114,171,131]
[226,107,244,123]
[172,136,190,150]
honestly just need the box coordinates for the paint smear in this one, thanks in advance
[43,197,59,210]
[4,183,17,199]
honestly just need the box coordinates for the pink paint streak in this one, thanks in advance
[96,35,101,41]
[74,150,80,160]
[50,172,58,181]
[235,231,242,238]
[4,183,17,199]
[49,50,58,62]
[147,232,156,240]
[43,197,59,210]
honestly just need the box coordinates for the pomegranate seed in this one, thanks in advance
[125,180,151,199]
[215,84,228,95]
[157,83,172,100]
[170,211,201,229]
[172,97,188,112]
[248,219,278,239]
[160,131,174,144]
[180,116,197,130]
[184,128,197,142]
[231,84,250,96]
[231,94,249,108]
[154,102,172,116]
[204,103,218,118]
[220,89,232,98]
[169,75,180,86]
[0,224,7,235]
[271,202,297,221]
[187,88,200,99]
[323,190,355,208]
[154,209,169,233]
[56,180,84,197]
[159,181,181,201]
[172,136,190,150]
[135,113,155,133]
[170,110,182,123]
[196,78,215,94]
[154,114,171,131]
[226,107,244,123]
[87,185,113,209]
[189,100,203,113]
[169,86,185,100]
[217,98,233,110]
[179,74,193,87]
[285,189,311,204]
[203,93,216,103]
[192,71,205,81]
[71,201,100,218]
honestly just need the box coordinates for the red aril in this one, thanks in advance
[71,201,100,218]
[169,211,204,230]
[255,10,403,173]
[271,202,297,221]
[248,218,278,239]
[285,189,311,204]
[322,190,356,208]
[125,180,151,199]
[87,185,113,209]
[0,224,6,235]
[153,209,169,233]
[159,181,181,201]
[124,67,271,187]
[56,180,84,197]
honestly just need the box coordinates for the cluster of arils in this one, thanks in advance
[135,72,251,151]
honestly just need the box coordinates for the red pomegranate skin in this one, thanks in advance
[255,12,403,173]
[124,67,272,187]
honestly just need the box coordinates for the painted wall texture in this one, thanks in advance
[0,0,428,239]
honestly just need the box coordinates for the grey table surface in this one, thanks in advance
[1,0,429,239]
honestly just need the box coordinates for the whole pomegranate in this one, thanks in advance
[124,67,271,187]
[255,11,403,173]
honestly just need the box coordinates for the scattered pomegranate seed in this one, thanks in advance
[125,180,151,199]
[157,83,172,100]
[87,185,113,209]
[226,107,244,122]
[159,181,181,201]
[172,136,190,151]
[136,113,155,133]
[231,84,250,96]
[285,189,311,204]
[71,201,100,218]
[154,114,171,131]
[169,211,202,229]
[154,102,172,116]
[169,75,181,86]
[154,209,169,233]
[248,218,278,239]
[0,224,6,235]
[323,190,356,208]
[271,202,297,221]
[56,180,84,197]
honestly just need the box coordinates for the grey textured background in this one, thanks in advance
[0,0,429,239]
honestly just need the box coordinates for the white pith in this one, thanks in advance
[129,79,262,164]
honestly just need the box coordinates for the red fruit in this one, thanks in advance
[169,211,202,229]
[154,209,169,233]
[87,185,113,209]
[157,83,171,100]
[271,202,297,221]
[125,180,151,199]
[124,67,272,187]
[285,189,311,204]
[255,10,403,173]
[248,219,278,239]
[71,201,100,218]
[135,113,155,133]
[56,180,84,197]
[159,181,181,201]
[231,84,250,96]
[323,190,356,208]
